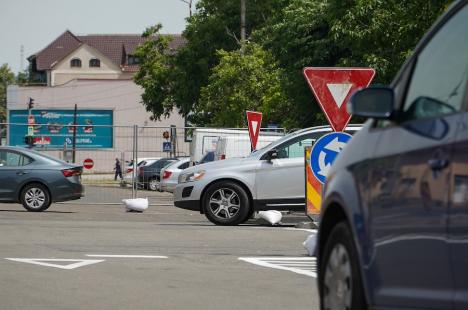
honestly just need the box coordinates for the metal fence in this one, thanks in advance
[0,123,285,205]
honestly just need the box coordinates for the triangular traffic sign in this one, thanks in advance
[246,111,263,151]
[5,258,104,270]
[303,67,375,132]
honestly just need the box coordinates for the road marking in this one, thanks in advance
[4,258,104,270]
[239,257,317,278]
[86,254,168,259]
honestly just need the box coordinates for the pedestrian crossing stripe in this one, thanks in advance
[239,257,317,278]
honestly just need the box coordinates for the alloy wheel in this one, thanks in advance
[24,187,46,209]
[323,243,352,310]
[208,188,240,220]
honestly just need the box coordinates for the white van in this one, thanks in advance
[190,128,283,164]
[215,135,282,160]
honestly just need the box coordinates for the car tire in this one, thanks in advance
[148,178,159,191]
[203,181,250,226]
[20,183,51,212]
[319,222,366,310]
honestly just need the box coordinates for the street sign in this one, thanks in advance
[28,126,34,136]
[163,141,172,152]
[246,111,262,151]
[83,158,94,169]
[303,67,375,132]
[28,115,35,125]
[310,132,352,184]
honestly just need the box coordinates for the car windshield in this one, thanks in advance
[247,130,300,157]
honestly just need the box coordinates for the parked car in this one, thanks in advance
[0,146,83,211]
[123,157,160,185]
[317,2,468,309]
[159,157,191,192]
[174,125,361,225]
[138,157,179,191]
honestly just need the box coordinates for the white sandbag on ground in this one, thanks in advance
[122,198,149,212]
[257,210,282,225]
[303,232,317,256]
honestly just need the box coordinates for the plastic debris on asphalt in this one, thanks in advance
[122,198,149,212]
[303,232,317,256]
[257,210,282,225]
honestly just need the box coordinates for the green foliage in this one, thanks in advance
[133,24,177,120]
[166,0,287,124]
[330,0,450,83]
[197,43,289,127]
[136,0,452,128]
[0,64,15,122]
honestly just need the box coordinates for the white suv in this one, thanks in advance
[173,125,361,225]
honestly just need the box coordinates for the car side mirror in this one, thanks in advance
[265,149,279,162]
[348,87,394,119]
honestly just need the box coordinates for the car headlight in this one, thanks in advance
[178,170,206,183]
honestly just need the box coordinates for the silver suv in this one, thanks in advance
[173,125,361,225]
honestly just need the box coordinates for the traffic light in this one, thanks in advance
[28,97,34,110]
[24,135,34,147]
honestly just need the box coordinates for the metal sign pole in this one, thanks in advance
[132,125,139,199]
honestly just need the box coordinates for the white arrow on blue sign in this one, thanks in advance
[310,132,352,184]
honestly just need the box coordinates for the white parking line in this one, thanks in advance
[239,257,317,278]
[4,258,104,270]
[86,254,168,259]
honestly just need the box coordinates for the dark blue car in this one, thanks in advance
[317,1,468,309]
[0,146,83,211]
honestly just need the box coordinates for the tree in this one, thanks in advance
[255,0,339,128]
[255,0,451,128]
[133,24,177,120]
[197,43,289,127]
[330,0,451,83]
[165,0,289,124]
[0,64,15,123]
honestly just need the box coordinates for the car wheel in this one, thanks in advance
[148,178,159,191]
[20,183,51,212]
[203,181,250,226]
[319,222,366,310]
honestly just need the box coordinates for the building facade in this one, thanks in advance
[6,31,189,172]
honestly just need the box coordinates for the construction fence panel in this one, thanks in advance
[1,123,285,205]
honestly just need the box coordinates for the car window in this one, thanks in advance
[402,5,468,121]
[276,133,325,159]
[200,151,215,163]
[0,151,32,167]
[178,161,190,170]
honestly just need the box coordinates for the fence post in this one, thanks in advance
[132,124,139,199]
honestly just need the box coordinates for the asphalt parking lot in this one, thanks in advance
[0,199,319,310]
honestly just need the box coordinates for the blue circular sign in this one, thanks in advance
[310,132,352,184]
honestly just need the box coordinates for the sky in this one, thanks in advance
[0,0,199,73]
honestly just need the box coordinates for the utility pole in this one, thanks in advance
[179,0,193,17]
[240,0,246,54]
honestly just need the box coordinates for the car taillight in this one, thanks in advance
[62,169,81,177]
[127,168,133,173]
[220,154,226,160]
[163,171,172,179]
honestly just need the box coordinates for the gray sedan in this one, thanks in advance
[0,146,84,211]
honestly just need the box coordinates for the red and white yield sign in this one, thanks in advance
[246,111,263,151]
[83,158,94,170]
[303,67,375,132]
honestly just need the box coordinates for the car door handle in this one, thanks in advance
[16,171,29,176]
[427,158,449,171]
